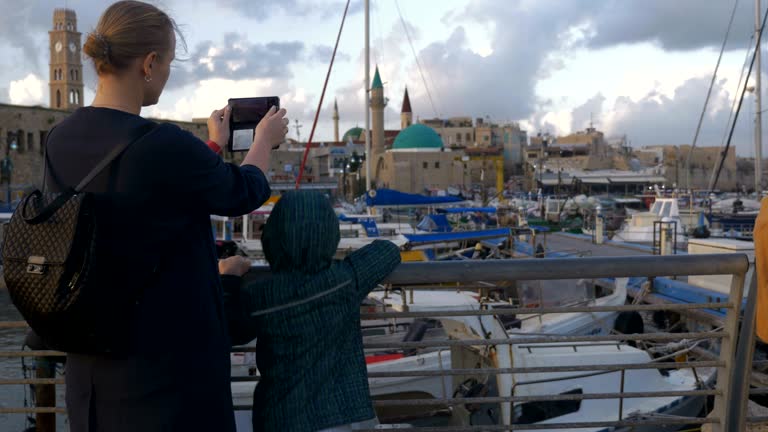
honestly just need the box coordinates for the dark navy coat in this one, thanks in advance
[45,107,270,432]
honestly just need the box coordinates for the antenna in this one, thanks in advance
[294,119,303,142]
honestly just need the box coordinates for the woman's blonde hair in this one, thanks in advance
[83,1,185,75]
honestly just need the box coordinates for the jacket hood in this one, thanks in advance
[262,191,340,273]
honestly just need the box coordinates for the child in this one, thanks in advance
[223,190,402,432]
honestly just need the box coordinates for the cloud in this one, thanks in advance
[560,76,760,156]
[166,33,304,89]
[216,0,364,21]
[404,1,598,123]
[0,0,103,67]
[309,45,351,64]
[571,93,606,131]
[8,74,45,106]
[584,0,755,52]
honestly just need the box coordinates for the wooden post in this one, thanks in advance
[35,357,55,432]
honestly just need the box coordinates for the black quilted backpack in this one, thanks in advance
[1,123,158,353]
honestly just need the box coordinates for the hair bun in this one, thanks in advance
[88,32,111,63]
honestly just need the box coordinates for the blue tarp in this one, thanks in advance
[405,228,511,245]
[416,214,452,232]
[366,188,463,207]
[338,214,380,237]
[436,207,497,214]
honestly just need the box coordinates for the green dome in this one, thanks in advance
[392,124,443,150]
[342,127,364,142]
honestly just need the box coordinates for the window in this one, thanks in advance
[16,129,25,153]
[456,133,461,141]
[513,388,583,424]
[39,131,48,155]
[5,131,12,153]
[434,162,440,169]
[422,161,428,169]
[466,133,471,141]
[27,132,34,151]
[56,90,61,108]
[484,135,489,141]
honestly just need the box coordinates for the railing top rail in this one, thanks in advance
[245,253,749,283]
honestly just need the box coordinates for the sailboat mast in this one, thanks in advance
[364,0,371,193]
[757,0,764,193]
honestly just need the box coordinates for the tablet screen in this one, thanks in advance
[232,129,253,151]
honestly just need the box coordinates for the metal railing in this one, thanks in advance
[1,253,765,431]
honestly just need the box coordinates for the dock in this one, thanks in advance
[544,232,656,257]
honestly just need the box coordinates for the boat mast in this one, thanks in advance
[364,0,371,193]
[756,0,763,194]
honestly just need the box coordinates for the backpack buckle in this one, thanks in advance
[26,256,46,275]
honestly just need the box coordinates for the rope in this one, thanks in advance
[294,0,351,188]
[710,5,768,193]
[685,0,740,190]
[394,0,440,118]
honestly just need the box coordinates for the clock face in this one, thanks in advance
[54,41,62,53]
[69,42,76,53]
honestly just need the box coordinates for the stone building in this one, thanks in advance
[640,145,740,191]
[0,103,211,190]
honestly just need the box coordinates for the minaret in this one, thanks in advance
[370,66,386,157]
[400,87,412,130]
[333,99,340,142]
[49,9,84,110]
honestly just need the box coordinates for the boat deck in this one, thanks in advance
[543,232,656,257]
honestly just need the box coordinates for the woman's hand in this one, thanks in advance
[253,106,288,150]
[243,106,287,172]
[218,256,251,277]
[207,105,231,147]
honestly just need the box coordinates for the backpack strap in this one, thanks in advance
[25,122,160,225]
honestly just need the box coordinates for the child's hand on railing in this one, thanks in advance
[218,256,251,277]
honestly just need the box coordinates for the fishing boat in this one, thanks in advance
[612,197,686,245]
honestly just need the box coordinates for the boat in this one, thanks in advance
[506,342,713,431]
[612,197,686,245]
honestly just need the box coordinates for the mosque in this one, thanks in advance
[334,67,506,195]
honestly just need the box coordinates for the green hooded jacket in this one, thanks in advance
[224,191,401,432]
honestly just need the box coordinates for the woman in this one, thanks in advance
[44,1,287,430]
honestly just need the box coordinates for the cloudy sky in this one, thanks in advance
[1,0,767,155]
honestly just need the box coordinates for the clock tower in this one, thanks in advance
[49,9,83,110]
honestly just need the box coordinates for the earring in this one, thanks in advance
[145,75,152,82]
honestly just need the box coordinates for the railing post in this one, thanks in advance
[618,369,626,421]
[725,271,758,432]
[35,357,55,432]
[711,268,747,432]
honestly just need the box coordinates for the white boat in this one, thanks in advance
[432,283,713,430]
[505,342,713,431]
[363,278,628,401]
[612,198,686,245]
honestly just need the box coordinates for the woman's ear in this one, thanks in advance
[142,51,158,77]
